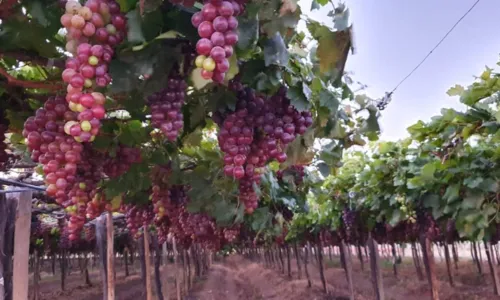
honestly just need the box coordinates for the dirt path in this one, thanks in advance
[188,259,262,300]
[189,256,333,300]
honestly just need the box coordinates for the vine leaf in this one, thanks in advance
[447,84,465,96]
[308,20,352,81]
[126,9,146,44]
[263,33,289,67]
[287,82,311,112]
[319,89,340,113]
[237,12,259,55]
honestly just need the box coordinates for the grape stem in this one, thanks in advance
[0,66,63,91]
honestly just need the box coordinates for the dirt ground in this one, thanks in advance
[30,250,500,300]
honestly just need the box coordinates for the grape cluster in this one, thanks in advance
[86,191,107,219]
[60,0,127,142]
[341,208,358,243]
[83,225,96,241]
[146,76,187,141]
[192,0,245,82]
[415,205,440,240]
[223,225,240,243]
[214,83,313,213]
[103,145,142,178]
[123,204,154,237]
[23,96,83,205]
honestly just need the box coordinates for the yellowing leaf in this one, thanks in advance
[111,194,123,211]
[155,30,184,40]
[190,68,211,90]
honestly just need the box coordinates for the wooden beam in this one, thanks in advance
[144,229,152,300]
[106,213,115,300]
[12,191,32,300]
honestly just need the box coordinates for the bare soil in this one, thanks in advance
[29,251,500,300]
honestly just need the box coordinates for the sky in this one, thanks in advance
[298,0,500,140]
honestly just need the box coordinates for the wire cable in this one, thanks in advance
[389,0,482,94]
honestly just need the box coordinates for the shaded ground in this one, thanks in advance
[30,250,500,300]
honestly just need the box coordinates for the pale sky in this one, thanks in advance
[299,0,500,140]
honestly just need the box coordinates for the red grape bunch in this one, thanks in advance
[60,0,127,142]
[146,75,187,141]
[23,96,83,205]
[191,0,245,82]
[65,146,104,240]
[214,83,313,213]
[122,204,154,237]
[223,225,240,243]
[102,145,142,178]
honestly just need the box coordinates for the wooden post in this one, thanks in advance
[106,213,115,300]
[484,242,500,295]
[172,238,181,300]
[96,215,107,300]
[473,242,483,275]
[124,248,129,277]
[391,244,398,278]
[0,195,8,300]
[368,234,384,300]
[316,241,326,293]
[420,234,439,300]
[452,243,459,269]
[341,240,355,300]
[152,235,163,300]
[357,244,364,271]
[286,245,291,279]
[411,242,424,281]
[161,243,169,300]
[143,229,152,300]
[278,247,285,274]
[304,244,311,288]
[182,249,188,292]
[12,191,32,300]
[3,197,17,300]
[294,243,302,279]
[443,243,454,287]
[33,250,40,300]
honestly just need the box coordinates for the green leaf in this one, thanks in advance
[319,89,340,113]
[462,191,484,209]
[261,8,301,36]
[361,108,380,133]
[126,9,147,44]
[28,1,49,27]
[317,162,330,177]
[311,0,321,10]
[421,163,436,180]
[183,128,203,147]
[422,194,440,208]
[444,184,460,203]
[332,7,350,31]
[446,84,465,96]
[263,33,289,67]
[287,83,311,111]
[237,13,259,53]
[389,209,401,226]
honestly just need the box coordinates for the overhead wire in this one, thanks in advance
[377,0,482,110]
